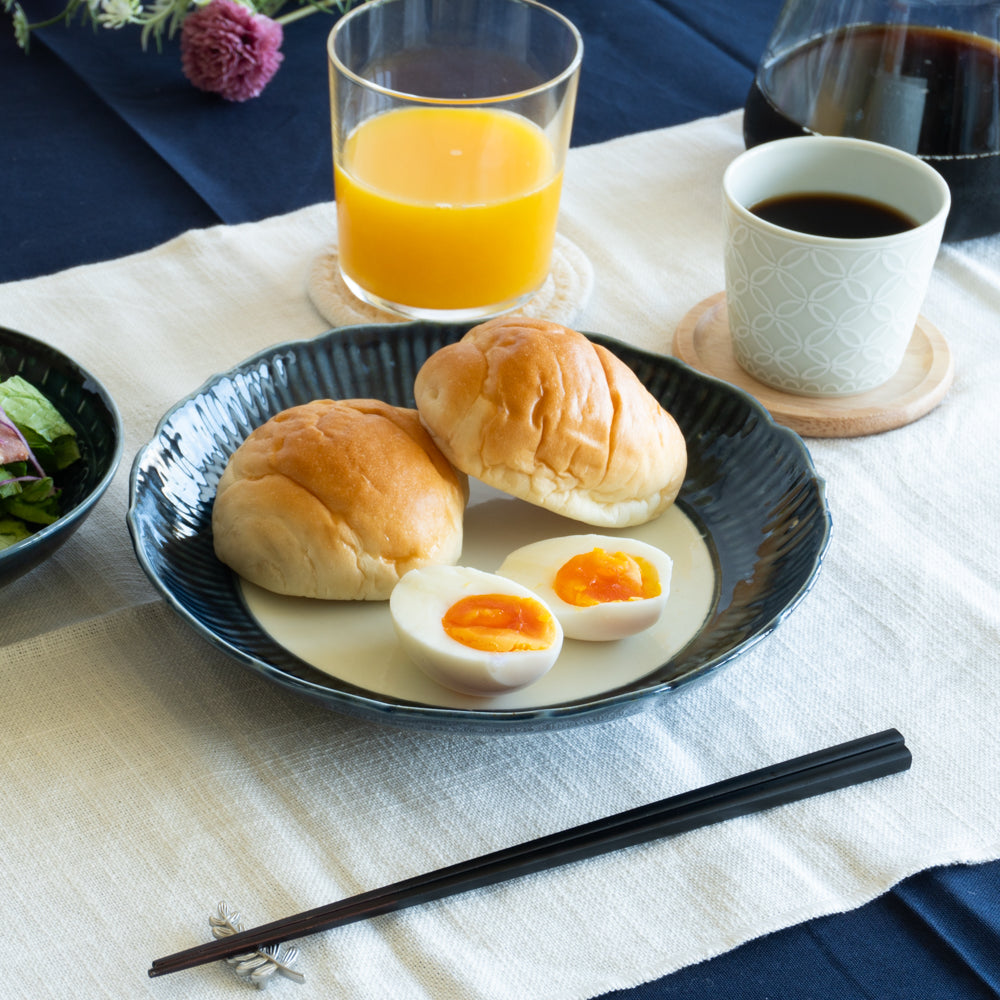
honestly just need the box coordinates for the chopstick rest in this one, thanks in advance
[149,728,911,979]
[207,902,306,987]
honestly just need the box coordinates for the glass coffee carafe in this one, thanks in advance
[743,0,1000,241]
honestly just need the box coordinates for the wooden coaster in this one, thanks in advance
[672,292,954,438]
[308,233,594,329]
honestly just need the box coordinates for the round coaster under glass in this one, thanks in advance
[309,233,593,329]
[672,292,954,438]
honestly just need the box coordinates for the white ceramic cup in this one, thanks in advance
[722,135,951,397]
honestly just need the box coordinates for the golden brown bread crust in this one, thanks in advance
[413,317,687,527]
[212,398,468,600]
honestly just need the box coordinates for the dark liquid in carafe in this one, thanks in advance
[743,24,1000,241]
[751,192,916,238]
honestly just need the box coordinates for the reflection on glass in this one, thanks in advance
[744,0,1000,240]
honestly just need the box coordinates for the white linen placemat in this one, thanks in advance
[1,111,999,1000]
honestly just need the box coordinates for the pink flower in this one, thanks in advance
[180,0,284,102]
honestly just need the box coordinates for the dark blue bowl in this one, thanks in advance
[128,322,831,731]
[1,326,123,587]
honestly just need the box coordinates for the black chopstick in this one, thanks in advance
[149,728,910,978]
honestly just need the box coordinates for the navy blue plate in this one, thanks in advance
[127,322,830,731]
[1,326,123,587]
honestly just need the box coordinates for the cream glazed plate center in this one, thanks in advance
[240,481,715,710]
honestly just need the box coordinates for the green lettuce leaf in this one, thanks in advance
[2,475,61,525]
[0,516,33,551]
[0,374,81,545]
[0,462,27,499]
[0,375,81,472]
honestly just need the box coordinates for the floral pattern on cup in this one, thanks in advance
[724,217,941,397]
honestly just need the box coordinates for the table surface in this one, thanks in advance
[2,2,999,998]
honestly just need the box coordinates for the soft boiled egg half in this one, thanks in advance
[389,565,564,696]
[497,534,673,642]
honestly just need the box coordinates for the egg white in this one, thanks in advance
[496,534,673,641]
[389,564,564,696]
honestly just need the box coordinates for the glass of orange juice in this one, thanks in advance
[327,0,582,322]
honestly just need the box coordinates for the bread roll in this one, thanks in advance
[212,399,468,600]
[414,317,686,528]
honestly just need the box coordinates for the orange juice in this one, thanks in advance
[334,106,563,313]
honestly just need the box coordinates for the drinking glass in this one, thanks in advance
[328,0,582,322]
[743,0,1000,241]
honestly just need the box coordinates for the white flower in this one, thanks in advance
[97,0,143,28]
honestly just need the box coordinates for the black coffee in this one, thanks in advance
[742,24,1000,241]
[749,192,917,238]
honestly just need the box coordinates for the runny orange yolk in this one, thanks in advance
[442,593,558,653]
[553,548,661,607]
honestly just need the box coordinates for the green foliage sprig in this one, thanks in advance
[6,0,348,54]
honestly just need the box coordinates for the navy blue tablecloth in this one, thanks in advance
[2,2,998,995]
[1,0,776,282]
